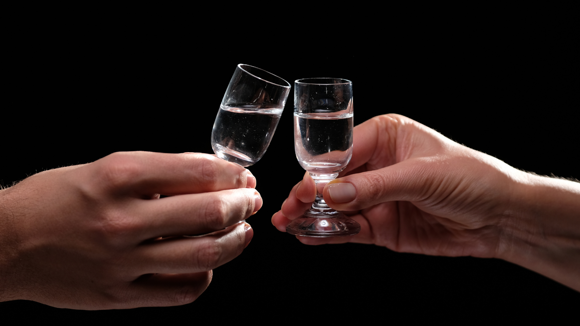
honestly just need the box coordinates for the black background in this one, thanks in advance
[2,12,578,324]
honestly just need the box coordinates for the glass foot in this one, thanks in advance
[286,211,360,237]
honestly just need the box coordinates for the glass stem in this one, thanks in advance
[309,172,338,213]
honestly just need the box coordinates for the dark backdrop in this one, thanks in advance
[2,16,578,324]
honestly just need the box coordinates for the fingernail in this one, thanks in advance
[244,222,253,248]
[246,169,256,188]
[328,182,357,203]
[253,190,263,213]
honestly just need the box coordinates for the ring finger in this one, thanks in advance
[128,221,252,275]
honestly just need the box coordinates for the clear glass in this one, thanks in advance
[211,64,290,167]
[187,64,289,239]
[286,78,361,237]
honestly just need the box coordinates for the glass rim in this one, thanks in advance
[295,77,352,86]
[238,63,291,88]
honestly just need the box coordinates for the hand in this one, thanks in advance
[273,114,580,291]
[0,152,262,309]
[273,114,524,256]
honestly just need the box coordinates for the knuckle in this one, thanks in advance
[201,196,228,228]
[170,272,212,306]
[96,210,137,245]
[195,155,220,185]
[187,153,245,188]
[363,172,387,203]
[245,190,255,217]
[102,289,128,309]
[97,152,143,190]
[85,281,131,309]
[379,113,406,126]
[195,241,223,270]
[234,169,247,188]
[174,286,201,305]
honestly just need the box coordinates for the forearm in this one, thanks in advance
[0,188,21,301]
[498,172,580,291]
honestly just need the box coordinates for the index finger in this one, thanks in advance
[89,151,256,196]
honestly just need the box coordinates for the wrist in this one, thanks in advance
[497,171,580,291]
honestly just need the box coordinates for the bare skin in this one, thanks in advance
[0,152,262,309]
[272,114,580,291]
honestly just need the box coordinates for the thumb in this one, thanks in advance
[323,160,430,211]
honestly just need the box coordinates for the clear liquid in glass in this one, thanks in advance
[294,112,353,175]
[212,104,283,167]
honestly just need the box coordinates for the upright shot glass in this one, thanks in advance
[286,78,361,237]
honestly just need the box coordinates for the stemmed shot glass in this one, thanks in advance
[211,64,290,167]
[286,78,361,237]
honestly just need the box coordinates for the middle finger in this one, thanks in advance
[134,188,262,240]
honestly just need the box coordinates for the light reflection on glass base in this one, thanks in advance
[286,210,360,237]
